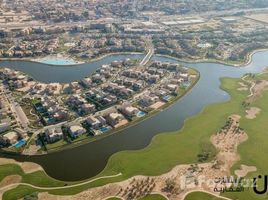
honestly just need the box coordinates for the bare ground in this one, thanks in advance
[234,165,257,178]
[0,158,43,174]
[0,175,21,188]
[245,107,261,119]
[247,80,268,103]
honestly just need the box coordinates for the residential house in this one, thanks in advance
[45,127,63,143]
[139,94,159,107]
[121,106,139,117]
[69,125,86,138]
[3,131,18,145]
[106,112,127,127]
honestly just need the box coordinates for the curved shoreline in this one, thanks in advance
[1,48,267,68]
[44,69,200,154]
[155,48,268,68]
[0,49,267,182]
[0,68,261,199]
[0,52,144,67]
[0,67,199,155]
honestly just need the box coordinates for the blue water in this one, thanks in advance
[163,95,171,101]
[137,111,146,118]
[3,50,268,181]
[0,54,144,83]
[14,139,26,148]
[100,127,110,133]
[40,58,77,65]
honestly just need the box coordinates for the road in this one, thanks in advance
[10,102,29,129]
[140,47,154,66]
[140,37,154,66]
[2,85,29,130]
[2,7,268,30]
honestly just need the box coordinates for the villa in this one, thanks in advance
[139,94,159,107]
[166,84,178,91]
[0,121,11,133]
[106,112,128,128]
[80,103,95,114]
[68,125,86,138]
[45,127,63,143]
[86,115,106,129]
[121,106,139,118]
[180,73,189,81]
[52,110,68,121]
[80,78,92,88]
[3,131,19,145]
[63,82,82,94]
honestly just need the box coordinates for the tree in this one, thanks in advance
[164,178,176,192]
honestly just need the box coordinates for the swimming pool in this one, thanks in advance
[162,95,171,101]
[100,127,110,133]
[14,139,27,148]
[137,111,146,118]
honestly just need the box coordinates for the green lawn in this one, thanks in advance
[2,186,42,200]
[0,164,67,188]
[96,78,242,179]
[139,194,167,200]
[0,164,23,182]
[3,74,268,200]
[185,192,226,200]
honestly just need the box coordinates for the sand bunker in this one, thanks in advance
[0,158,43,174]
[0,175,21,187]
[238,82,248,91]
[235,165,257,177]
[245,107,261,119]
[238,87,248,91]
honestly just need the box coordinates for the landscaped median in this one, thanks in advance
[2,73,268,199]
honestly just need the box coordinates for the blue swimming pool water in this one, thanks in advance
[14,139,26,148]
[40,58,77,65]
[163,95,171,101]
[100,127,110,133]
[137,111,146,118]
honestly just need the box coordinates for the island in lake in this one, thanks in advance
[0,57,199,155]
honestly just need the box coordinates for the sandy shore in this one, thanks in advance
[1,48,267,68]
[31,54,84,65]
[156,48,268,68]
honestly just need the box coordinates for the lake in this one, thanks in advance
[0,51,267,181]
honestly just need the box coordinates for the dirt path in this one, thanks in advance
[247,80,268,102]
[0,173,122,199]
[1,173,122,191]
[248,82,256,97]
